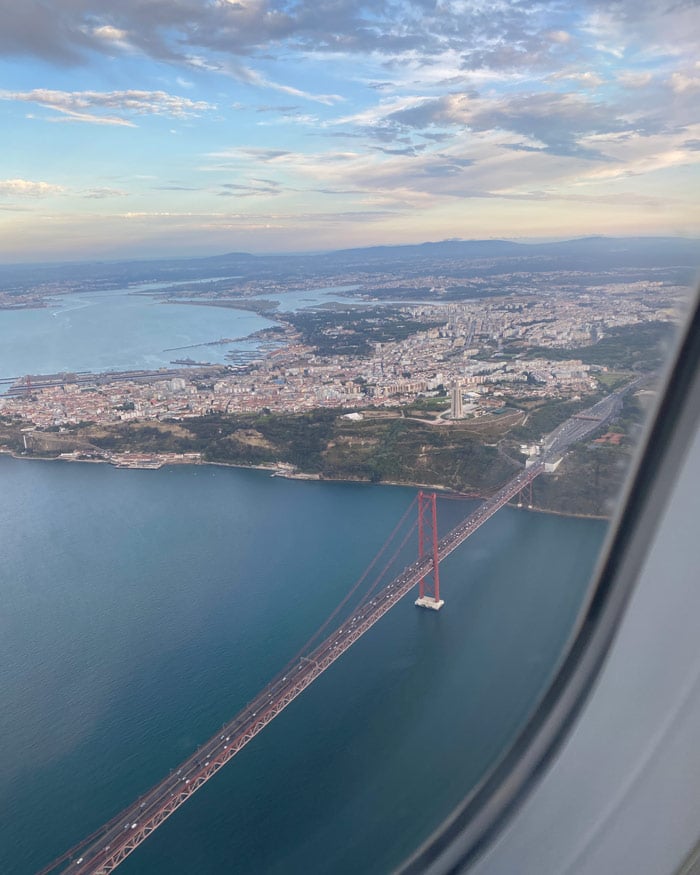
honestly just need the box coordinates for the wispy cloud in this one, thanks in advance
[0,88,214,126]
[201,146,293,172]
[218,178,283,197]
[221,61,343,104]
[255,104,300,114]
[82,187,129,198]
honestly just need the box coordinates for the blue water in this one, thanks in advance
[256,286,361,312]
[0,285,370,381]
[0,457,606,874]
[0,292,275,379]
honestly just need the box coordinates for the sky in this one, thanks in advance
[0,0,699,262]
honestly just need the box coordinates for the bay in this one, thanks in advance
[0,456,606,874]
[0,292,275,379]
[0,285,368,381]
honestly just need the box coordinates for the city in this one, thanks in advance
[2,0,699,872]
[0,271,682,435]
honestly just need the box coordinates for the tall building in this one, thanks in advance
[451,383,463,419]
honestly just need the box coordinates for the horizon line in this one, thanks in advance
[1,233,699,270]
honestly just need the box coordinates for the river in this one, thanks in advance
[0,456,606,874]
[0,286,363,381]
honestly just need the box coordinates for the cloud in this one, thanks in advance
[0,1,593,73]
[576,135,700,182]
[0,88,214,126]
[486,189,680,209]
[223,109,700,214]
[547,30,571,44]
[89,23,131,53]
[218,178,283,197]
[255,104,300,113]
[220,61,342,104]
[0,1,696,95]
[92,25,128,42]
[0,0,376,70]
[467,92,622,158]
[1,0,698,254]
[0,179,65,197]
[548,70,604,88]
[340,89,626,159]
[0,1,696,139]
[152,184,203,191]
[202,146,293,171]
[581,0,700,58]
[617,71,653,89]
[373,144,427,156]
[670,71,700,94]
[82,187,129,198]
[109,207,396,227]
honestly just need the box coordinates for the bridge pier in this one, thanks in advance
[414,595,445,610]
[415,491,444,610]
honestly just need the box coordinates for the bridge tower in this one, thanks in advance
[415,491,445,611]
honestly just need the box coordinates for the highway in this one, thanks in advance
[543,382,637,456]
[38,384,636,875]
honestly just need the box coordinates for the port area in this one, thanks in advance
[414,596,445,611]
[108,452,203,469]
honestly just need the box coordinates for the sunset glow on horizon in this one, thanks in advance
[1,1,699,262]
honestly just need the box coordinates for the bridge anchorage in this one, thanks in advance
[415,490,444,611]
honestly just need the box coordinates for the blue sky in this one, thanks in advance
[1,0,699,262]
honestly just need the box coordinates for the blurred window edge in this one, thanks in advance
[398,281,700,875]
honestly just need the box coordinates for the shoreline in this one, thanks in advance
[508,501,609,521]
[0,446,609,519]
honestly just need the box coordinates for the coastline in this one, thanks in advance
[0,446,608,518]
[508,501,609,521]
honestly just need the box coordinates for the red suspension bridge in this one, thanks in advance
[37,388,629,875]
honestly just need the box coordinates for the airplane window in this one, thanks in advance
[0,3,698,875]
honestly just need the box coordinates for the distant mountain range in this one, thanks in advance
[1,236,698,290]
[198,235,700,264]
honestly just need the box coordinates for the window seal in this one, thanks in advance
[397,286,700,875]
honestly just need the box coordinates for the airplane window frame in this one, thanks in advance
[398,283,700,874]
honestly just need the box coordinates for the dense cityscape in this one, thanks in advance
[0,271,683,433]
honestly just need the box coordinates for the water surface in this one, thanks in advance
[0,457,606,874]
[0,285,373,380]
[0,292,274,378]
